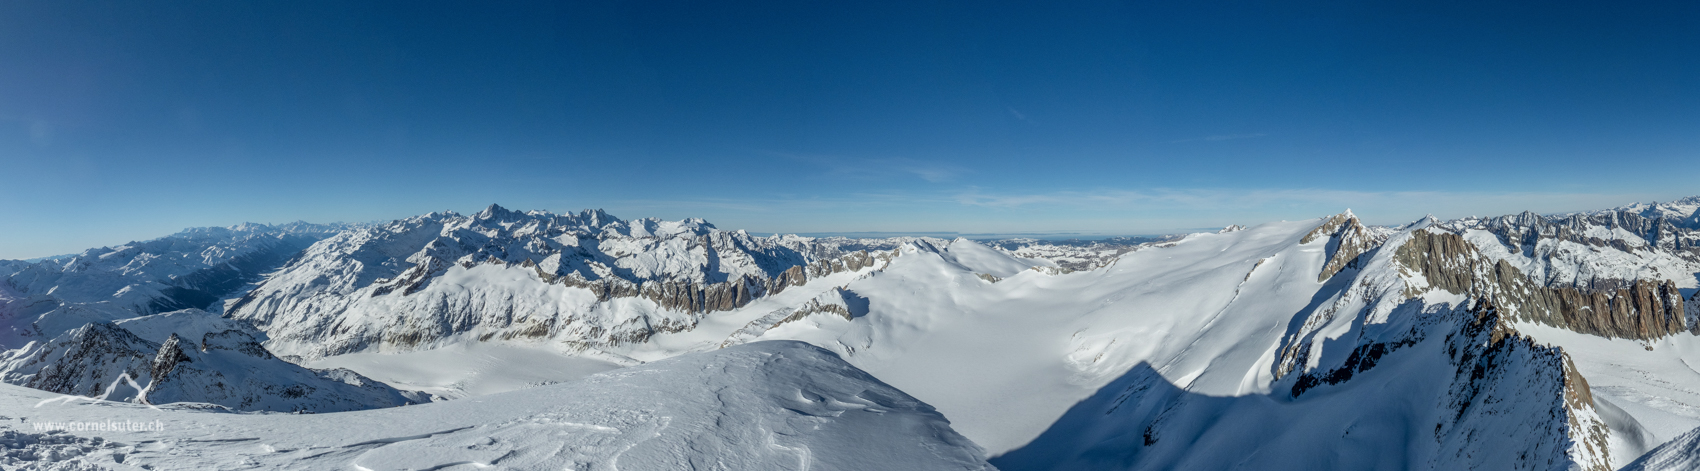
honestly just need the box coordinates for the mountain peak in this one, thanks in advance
[476,204,511,219]
[578,208,619,225]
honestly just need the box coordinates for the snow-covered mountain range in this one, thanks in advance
[3,197,1700,469]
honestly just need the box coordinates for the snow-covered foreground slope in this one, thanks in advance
[0,309,425,413]
[0,341,993,470]
[733,219,1342,454]
[301,342,623,398]
[716,209,1697,470]
[8,199,1700,469]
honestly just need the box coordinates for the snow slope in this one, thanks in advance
[1621,425,1700,471]
[9,199,1700,469]
[301,342,623,399]
[719,214,1635,470]
[742,220,1339,454]
[0,341,994,470]
[226,206,1050,362]
[2,222,345,318]
[0,310,424,413]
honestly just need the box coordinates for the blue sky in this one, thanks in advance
[2,1,1697,259]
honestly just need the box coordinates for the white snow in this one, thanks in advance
[302,342,623,399]
[743,220,1335,454]
[0,341,994,470]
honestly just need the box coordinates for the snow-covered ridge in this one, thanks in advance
[0,310,423,413]
[1441,199,1700,291]
[0,341,995,470]
[981,236,1170,272]
[225,205,1053,359]
[2,221,348,319]
[4,198,1700,469]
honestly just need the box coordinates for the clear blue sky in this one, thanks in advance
[3,1,1697,259]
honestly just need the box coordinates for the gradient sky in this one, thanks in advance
[3,1,1698,259]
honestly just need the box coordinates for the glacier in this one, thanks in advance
[2,197,1700,469]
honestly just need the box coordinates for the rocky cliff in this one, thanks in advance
[0,312,423,412]
[225,206,930,359]
[1269,219,1617,470]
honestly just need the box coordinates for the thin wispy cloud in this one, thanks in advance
[1168,133,1268,144]
[1007,107,1038,125]
[763,151,968,183]
[950,187,1676,225]
[600,187,1688,238]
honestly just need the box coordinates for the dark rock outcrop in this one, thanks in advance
[3,322,155,398]
[1394,230,1686,340]
[1,320,421,412]
[1304,211,1382,282]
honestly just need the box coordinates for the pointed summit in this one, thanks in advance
[476,204,510,219]
[579,208,619,225]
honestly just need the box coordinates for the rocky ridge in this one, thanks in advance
[1264,216,1620,470]
[225,206,944,359]
[0,312,422,413]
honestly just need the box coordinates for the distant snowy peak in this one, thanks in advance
[227,205,1055,359]
[2,221,347,316]
[1601,196,1700,225]
[1437,197,1700,293]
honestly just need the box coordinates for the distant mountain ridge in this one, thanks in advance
[223,204,1053,360]
[3,198,1700,469]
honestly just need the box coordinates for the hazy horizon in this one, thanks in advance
[3,1,1696,259]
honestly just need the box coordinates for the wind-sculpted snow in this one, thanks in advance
[225,205,1042,359]
[0,341,995,470]
[1622,425,1700,471]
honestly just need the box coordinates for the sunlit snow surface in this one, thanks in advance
[737,219,1334,455]
[0,341,993,470]
[9,199,1700,469]
[1515,323,1700,460]
[302,343,622,399]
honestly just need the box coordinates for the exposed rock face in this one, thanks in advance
[1,322,155,398]
[1435,301,1610,471]
[141,328,423,412]
[1287,301,1611,470]
[1264,218,1627,470]
[1008,297,1613,470]
[1440,199,1700,291]
[1303,210,1387,282]
[0,319,422,412]
[720,288,871,348]
[1452,203,1700,256]
[1690,291,1700,334]
[1396,229,1686,340]
[226,206,919,359]
[3,222,344,315]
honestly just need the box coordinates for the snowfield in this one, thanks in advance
[4,197,1700,469]
[0,341,994,470]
